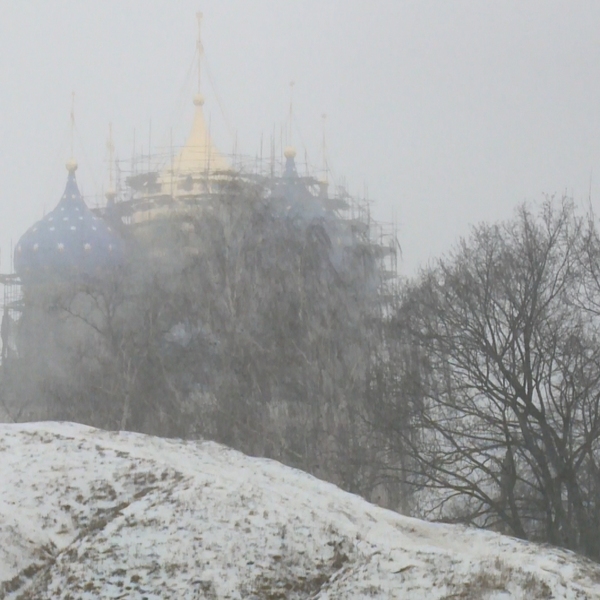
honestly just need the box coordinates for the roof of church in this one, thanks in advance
[169,94,230,176]
[15,161,124,283]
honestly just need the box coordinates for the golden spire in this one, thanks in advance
[284,81,296,159]
[321,113,328,183]
[193,12,205,107]
[318,113,329,198]
[66,91,78,173]
[171,12,228,175]
[289,80,295,146]
[106,123,116,202]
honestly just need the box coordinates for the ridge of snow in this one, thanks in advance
[0,421,599,599]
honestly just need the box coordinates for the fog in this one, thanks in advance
[7,1,600,568]
[2,1,600,274]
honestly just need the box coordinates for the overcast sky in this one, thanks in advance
[1,1,600,275]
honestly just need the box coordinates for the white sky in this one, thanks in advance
[1,1,600,275]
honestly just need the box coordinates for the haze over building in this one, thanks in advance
[0,13,398,385]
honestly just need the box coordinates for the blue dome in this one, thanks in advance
[15,168,124,283]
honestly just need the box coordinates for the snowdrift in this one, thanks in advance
[0,422,599,599]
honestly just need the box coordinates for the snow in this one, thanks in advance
[0,422,599,599]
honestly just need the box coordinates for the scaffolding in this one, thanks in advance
[90,146,401,315]
[0,274,22,365]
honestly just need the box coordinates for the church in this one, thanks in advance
[0,13,398,372]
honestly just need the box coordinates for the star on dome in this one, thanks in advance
[57,243,65,252]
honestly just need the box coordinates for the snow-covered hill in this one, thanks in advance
[1,423,599,599]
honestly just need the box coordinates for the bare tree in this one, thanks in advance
[10,175,391,499]
[378,199,600,559]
